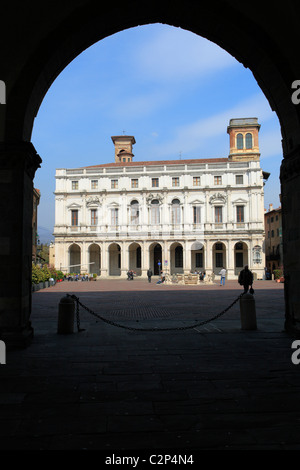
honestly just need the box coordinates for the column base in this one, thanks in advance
[0,322,34,350]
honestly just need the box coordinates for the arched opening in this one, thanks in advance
[171,199,181,227]
[2,3,300,345]
[191,241,204,273]
[150,243,162,275]
[128,242,141,276]
[234,241,248,276]
[130,200,140,226]
[108,243,121,276]
[69,243,81,274]
[212,242,226,275]
[88,243,101,275]
[170,242,183,274]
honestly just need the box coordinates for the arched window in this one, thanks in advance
[151,199,160,224]
[130,200,139,224]
[246,133,253,149]
[237,133,243,149]
[171,198,181,224]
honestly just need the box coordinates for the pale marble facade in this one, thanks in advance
[53,118,268,279]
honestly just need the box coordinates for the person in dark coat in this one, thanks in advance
[238,265,254,293]
[147,268,153,283]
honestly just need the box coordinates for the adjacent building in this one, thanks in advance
[53,118,269,279]
[264,203,283,273]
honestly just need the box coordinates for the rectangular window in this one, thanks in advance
[91,209,97,226]
[152,178,159,187]
[216,252,223,268]
[175,249,183,268]
[111,208,119,226]
[111,179,118,189]
[236,205,244,223]
[131,179,138,188]
[172,205,180,224]
[235,252,244,268]
[151,205,160,224]
[71,210,78,226]
[91,180,98,189]
[72,181,78,190]
[193,176,200,186]
[130,204,139,224]
[172,177,179,187]
[236,175,243,184]
[195,252,203,268]
[136,247,141,268]
[215,206,223,223]
[193,206,201,224]
[214,176,222,185]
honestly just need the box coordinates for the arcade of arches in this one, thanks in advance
[1,0,300,346]
[67,241,249,278]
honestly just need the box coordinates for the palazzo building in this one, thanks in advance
[53,118,268,279]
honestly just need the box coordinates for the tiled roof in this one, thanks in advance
[83,157,228,169]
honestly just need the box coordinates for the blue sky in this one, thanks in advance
[32,23,282,237]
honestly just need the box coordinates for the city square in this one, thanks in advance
[2,278,299,451]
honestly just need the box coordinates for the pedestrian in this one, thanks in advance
[147,268,153,283]
[238,265,254,293]
[219,267,226,286]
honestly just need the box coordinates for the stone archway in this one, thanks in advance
[234,242,248,276]
[108,243,121,276]
[69,243,81,274]
[212,242,226,275]
[88,243,101,275]
[2,2,300,345]
[128,242,142,276]
[170,242,184,274]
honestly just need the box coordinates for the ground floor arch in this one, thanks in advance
[169,242,184,274]
[128,242,142,276]
[191,241,205,273]
[234,241,248,275]
[108,243,121,276]
[88,243,101,275]
[212,242,226,275]
[149,243,162,275]
[69,243,81,274]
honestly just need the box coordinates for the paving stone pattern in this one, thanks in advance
[1,279,300,451]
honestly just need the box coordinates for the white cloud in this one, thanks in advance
[153,93,276,158]
[135,26,238,82]
[259,128,283,159]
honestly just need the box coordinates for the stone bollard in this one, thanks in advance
[240,292,257,330]
[57,296,75,334]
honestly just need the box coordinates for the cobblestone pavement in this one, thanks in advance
[2,278,300,452]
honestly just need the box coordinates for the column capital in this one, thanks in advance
[0,141,42,179]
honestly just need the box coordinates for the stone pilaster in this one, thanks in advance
[280,148,300,335]
[0,142,42,348]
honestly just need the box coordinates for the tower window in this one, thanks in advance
[237,133,243,149]
[246,133,253,149]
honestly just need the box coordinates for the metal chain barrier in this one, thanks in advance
[67,292,244,333]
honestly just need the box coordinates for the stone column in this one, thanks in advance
[120,242,128,278]
[101,242,108,277]
[141,241,148,278]
[280,150,300,335]
[184,242,191,274]
[0,142,42,348]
